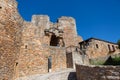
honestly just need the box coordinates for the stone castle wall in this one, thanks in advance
[1,0,120,80]
[16,15,82,78]
[0,0,23,80]
[57,17,78,47]
[76,64,120,80]
[49,47,67,72]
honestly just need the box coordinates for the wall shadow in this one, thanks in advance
[104,56,120,65]
[68,72,77,80]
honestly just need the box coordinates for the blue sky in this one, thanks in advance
[16,0,120,43]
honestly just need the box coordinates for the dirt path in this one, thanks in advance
[16,69,76,80]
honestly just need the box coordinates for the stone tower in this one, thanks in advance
[57,16,78,47]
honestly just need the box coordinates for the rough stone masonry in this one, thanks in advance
[0,0,23,80]
[0,0,83,80]
[0,0,120,80]
[17,13,83,77]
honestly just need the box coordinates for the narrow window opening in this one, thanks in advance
[96,44,99,48]
[0,6,2,9]
[112,45,115,51]
[48,56,52,72]
[25,45,27,49]
[108,44,111,51]
[16,62,18,66]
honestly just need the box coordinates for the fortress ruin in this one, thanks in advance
[0,0,120,80]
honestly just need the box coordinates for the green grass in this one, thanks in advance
[113,57,120,61]
[91,56,120,65]
[90,60,104,65]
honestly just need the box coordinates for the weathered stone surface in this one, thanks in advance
[2,1,120,80]
[66,46,89,69]
[49,47,67,72]
[58,16,79,47]
[79,38,120,59]
[76,64,120,80]
[16,14,83,78]
[0,0,23,80]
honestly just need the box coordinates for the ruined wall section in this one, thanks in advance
[58,17,82,47]
[0,0,23,80]
[76,64,120,80]
[31,16,83,47]
[32,15,51,46]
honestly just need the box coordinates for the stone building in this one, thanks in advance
[0,0,83,79]
[15,15,83,78]
[0,0,120,80]
[79,38,120,59]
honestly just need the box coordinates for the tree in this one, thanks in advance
[117,40,120,49]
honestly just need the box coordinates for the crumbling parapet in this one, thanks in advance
[30,15,82,47]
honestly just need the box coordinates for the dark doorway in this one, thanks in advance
[68,72,77,80]
[48,56,52,72]
[50,35,59,46]
[66,53,73,68]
